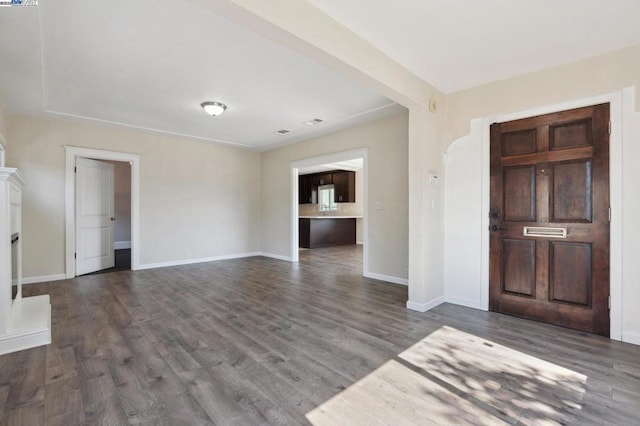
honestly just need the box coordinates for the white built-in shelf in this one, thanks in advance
[0,167,51,355]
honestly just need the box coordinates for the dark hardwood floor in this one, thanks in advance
[1,245,639,425]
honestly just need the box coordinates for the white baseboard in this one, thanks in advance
[622,332,640,346]
[22,274,67,285]
[406,295,446,312]
[0,295,51,356]
[364,272,408,286]
[259,252,293,262]
[136,252,262,271]
[445,296,483,310]
[356,240,363,245]
[114,241,131,250]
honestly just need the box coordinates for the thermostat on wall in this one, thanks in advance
[428,173,439,188]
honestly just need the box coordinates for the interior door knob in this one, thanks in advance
[110,217,116,221]
[489,225,505,232]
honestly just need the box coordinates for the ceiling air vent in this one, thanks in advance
[275,129,290,135]
[302,118,324,126]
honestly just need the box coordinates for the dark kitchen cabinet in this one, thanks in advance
[298,174,313,204]
[299,170,356,204]
[299,218,356,248]
[333,171,356,203]
[316,173,333,186]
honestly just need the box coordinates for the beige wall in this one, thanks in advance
[263,112,409,280]
[7,113,262,278]
[445,44,640,146]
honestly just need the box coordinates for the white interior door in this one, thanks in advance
[75,158,115,275]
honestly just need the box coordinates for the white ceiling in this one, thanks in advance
[307,0,640,93]
[2,2,639,150]
[0,1,400,150]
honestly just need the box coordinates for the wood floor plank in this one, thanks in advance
[43,376,84,425]
[0,245,639,425]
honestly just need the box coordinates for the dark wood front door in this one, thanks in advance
[489,103,610,336]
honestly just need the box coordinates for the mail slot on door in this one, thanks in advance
[523,226,567,238]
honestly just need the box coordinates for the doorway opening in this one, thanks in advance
[64,146,140,278]
[290,148,368,277]
[79,159,132,276]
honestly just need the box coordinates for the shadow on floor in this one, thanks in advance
[83,248,131,276]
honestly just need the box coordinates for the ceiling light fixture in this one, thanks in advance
[201,101,227,117]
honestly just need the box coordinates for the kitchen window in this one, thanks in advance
[318,185,338,211]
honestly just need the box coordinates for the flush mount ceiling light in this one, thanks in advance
[201,101,227,117]
[302,118,324,126]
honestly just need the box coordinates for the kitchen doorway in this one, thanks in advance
[290,148,368,277]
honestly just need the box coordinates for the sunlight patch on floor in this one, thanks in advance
[306,326,587,425]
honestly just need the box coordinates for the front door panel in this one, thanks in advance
[489,103,610,336]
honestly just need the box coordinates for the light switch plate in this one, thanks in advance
[374,201,383,211]
[429,173,439,187]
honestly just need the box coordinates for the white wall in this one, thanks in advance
[443,119,483,309]
[6,113,262,279]
[443,45,640,345]
[262,112,409,281]
[621,90,640,345]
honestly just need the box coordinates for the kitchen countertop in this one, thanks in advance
[299,215,363,219]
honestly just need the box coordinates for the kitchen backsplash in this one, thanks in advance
[298,203,363,217]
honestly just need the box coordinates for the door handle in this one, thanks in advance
[489,225,506,232]
[110,217,116,221]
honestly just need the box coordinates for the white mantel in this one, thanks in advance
[0,167,51,355]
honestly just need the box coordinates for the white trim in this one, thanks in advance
[47,110,253,150]
[22,274,66,285]
[479,89,626,341]
[446,296,483,310]
[65,146,140,278]
[114,241,131,250]
[364,272,407,286]
[622,333,640,346]
[290,165,299,262]
[406,296,446,312]
[0,295,51,356]
[259,252,293,262]
[356,240,363,245]
[290,148,369,277]
[137,252,262,271]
